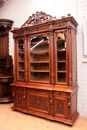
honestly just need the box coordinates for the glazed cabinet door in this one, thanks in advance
[28,34,51,83]
[54,30,68,84]
[15,38,25,81]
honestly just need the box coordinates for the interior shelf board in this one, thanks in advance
[30,61,49,63]
[30,50,49,55]
[19,52,24,54]
[57,49,66,52]
[30,70,49,72]
[18,61,24,63]
[57,71,66,73]
[57,60,66,62]
[19,70,24,72]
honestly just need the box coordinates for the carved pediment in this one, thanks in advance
[22,11,56,28]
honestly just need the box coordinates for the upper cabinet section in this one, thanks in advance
[11,11,78,86]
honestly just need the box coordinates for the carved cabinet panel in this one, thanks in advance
[54,95,68,118]
[16,89,26,108]
[27,93,49,113]
[12,86,27,112]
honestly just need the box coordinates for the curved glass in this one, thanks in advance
[30,36,50,82]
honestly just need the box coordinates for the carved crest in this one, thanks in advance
[22,11,56,27]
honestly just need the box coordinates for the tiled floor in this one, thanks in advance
[0,103,87,130]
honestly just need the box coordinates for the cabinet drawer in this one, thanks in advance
[54,91,67,97]
[16,87,25,91]
[27,88,49,95]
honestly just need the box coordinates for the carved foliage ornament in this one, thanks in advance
[22,11,56,28]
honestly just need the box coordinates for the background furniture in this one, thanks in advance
[11,11,79,125]
[0,19,14,102]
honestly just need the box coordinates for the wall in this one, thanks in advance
[0,0,87,118]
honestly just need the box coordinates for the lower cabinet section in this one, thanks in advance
[12,86,79,125]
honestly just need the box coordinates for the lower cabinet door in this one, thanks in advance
[14,87,27,112]
[27,89,50,118]
[16,91,26,108]
[54,95,68,119]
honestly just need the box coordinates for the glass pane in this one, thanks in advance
[18,39,25,80]
[30,36,49,82]
[57,33,66,83]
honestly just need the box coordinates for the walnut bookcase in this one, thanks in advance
[11,11,79,125]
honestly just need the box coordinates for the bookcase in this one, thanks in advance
[11,11,79,125]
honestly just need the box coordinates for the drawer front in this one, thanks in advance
[54,91,67,97]
[27,88,48,94]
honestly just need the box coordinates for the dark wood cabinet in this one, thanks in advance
[11,11,79,125]
[0,19,14,102]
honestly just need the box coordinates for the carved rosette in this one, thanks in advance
[22,11,56,27]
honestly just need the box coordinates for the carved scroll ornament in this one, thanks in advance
[22,11,56,27]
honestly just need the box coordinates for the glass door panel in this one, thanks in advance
[30,36,50,82]
[18,39,25,80]
[57,33,66,83]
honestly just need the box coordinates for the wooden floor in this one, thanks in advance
[0,102,87,130]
